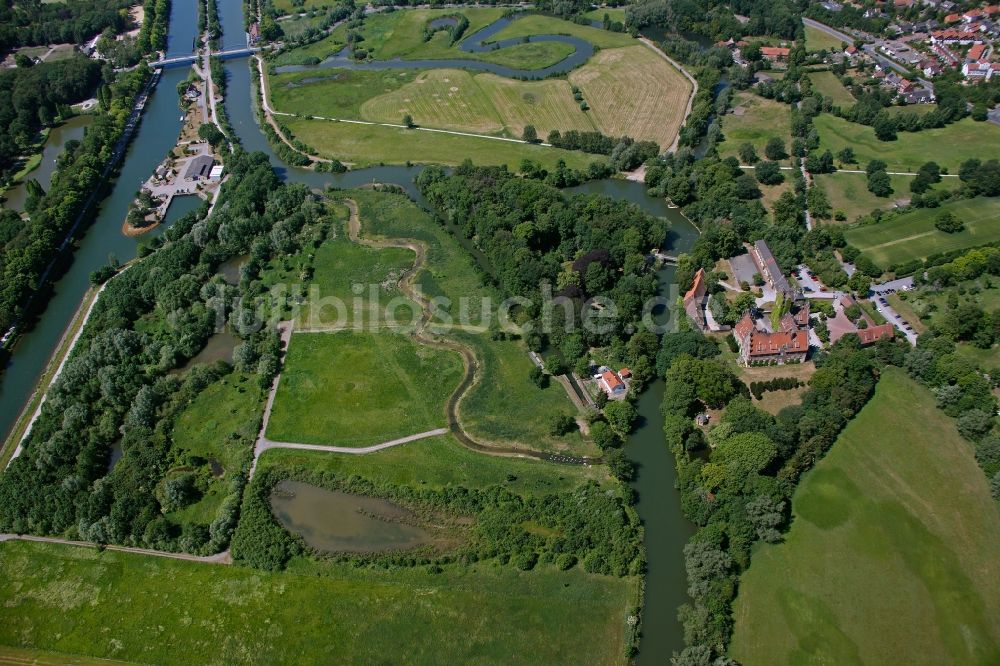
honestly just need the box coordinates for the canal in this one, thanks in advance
[3,1,699,659]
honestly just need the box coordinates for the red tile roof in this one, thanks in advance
[619,368,632,378]
[944,12,962,22]
[748,330,809,357]
[684,268,706,301]
[855,324,895,345]
[734,312,755,340]
[601,371,624,391]
[761,46,791,58]
[968,43,986,60]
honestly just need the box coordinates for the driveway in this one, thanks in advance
[871,296,918,345]
[794,264,832,296]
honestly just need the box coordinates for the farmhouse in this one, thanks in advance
[734,313,809,365]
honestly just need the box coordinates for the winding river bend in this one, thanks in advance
[275,14,594,79]
[0,4,696,660]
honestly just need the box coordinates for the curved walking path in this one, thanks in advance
[342,198,597,466]
[638,37,698,155]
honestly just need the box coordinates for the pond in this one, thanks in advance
[270,479,431,553]
[170,329,238,373]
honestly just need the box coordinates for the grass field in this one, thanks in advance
[270,24,348,66]
[266,331,463,446]
[167,373,261,526]
[843,196,1000,266]
[491,14,636,49]
[0,540,633,665]
[803,24,848,52]
[815,115,1000,172]
[457,333,597,456]
[583,7,627,23]
[720,92,791,161]
[569,45,691,149]
[474,72,595,137]
[349,191,594,456]
[809,70,855,108]
[359,7,506,61]
[257,433,608,496]
[731,367,1000,665]
[294,211,417,328]
[270,69,415,120]
[283,115,597,170]
[360,69,505,135]
[814,172,931,223]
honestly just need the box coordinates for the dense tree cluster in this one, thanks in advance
[418,163,667,363]
[663,335,892,661]
[0,57,102,173]
[0,150,325,553]
[232,466,644,581]
[0,0,133,51]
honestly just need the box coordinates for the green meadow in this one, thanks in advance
[731,367,1000,665]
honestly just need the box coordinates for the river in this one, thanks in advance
[1,3,697,660]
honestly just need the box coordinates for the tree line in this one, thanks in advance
[661,326,900,664]
[0,0,134,52]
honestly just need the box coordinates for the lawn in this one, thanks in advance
[814,172,930,224]
[803,24,848,52]
[719,92,791,161]
[814,114,1000,172]
[257,433,608,496]
[843,196,1000,267]
[0,540,633,665]
[270,68,415,119]
[359,7,506,61]
[266,331,463,447]
[568,44,692,148]
[283,115,597,170]
[809,70,855,108]
[167,372,262,526]
[730,367,1000,665]
[583,7,627,23]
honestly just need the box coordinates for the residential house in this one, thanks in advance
[597,368,628,397]
[905,87,935,103]
[733,313,810,365]
[968,42,988,60]
[919,57,945,75]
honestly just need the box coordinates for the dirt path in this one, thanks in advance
[343,198,598,466]
[639,37,698,155]
[0,533,231,565]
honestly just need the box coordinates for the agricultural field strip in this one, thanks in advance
[259,60,555,147]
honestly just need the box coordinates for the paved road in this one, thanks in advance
[802,17,932,88]
[871,296,918,345]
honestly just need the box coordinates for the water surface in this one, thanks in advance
[270,479,431,553]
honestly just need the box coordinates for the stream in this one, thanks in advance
[0,4,697,660]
